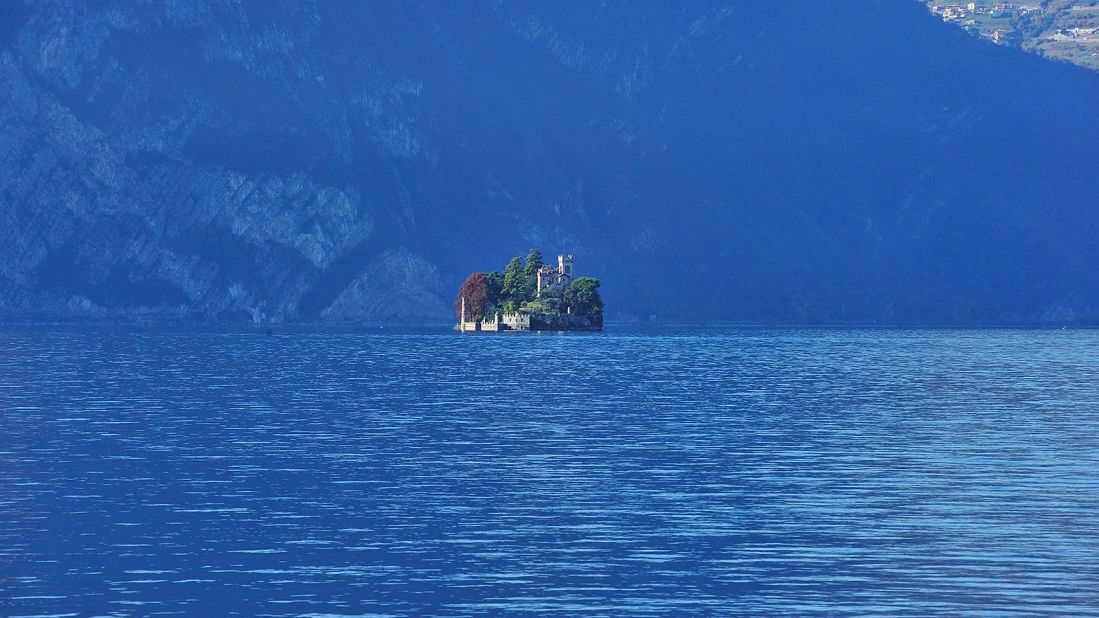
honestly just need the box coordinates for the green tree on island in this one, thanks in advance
[524,248,543,296]
[525,248,543,273]
[501,256,530,306]
[484,270,504,308]
[564,277,603,316]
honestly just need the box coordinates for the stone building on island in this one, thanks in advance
[456,252,601,332]
[536,254,573,296]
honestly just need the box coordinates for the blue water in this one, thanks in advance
[2,326,1099,616]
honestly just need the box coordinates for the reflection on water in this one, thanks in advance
[2,326,1099,615]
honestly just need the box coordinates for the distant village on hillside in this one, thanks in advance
[924,0,1099,71]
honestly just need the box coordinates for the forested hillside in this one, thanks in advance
[2,2,1099,324]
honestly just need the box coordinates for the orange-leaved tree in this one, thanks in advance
[454,272,488,322]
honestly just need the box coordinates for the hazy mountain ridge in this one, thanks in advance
[2,1,1098,325]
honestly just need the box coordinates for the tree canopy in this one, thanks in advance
[524,248,543,278]
[501,256,528,305]
[564,277,603,316]
[454,272,488,321]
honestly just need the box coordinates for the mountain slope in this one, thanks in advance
[1,1,1098,324]
[926,0,1099,73]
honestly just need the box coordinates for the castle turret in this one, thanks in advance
[557,254,574,280]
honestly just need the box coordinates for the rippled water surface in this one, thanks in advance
[3,326,1099,616]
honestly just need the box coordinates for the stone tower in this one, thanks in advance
[557,254,574,280]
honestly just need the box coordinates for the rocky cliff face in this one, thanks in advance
[2,1,1098,324]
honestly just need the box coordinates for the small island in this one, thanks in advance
[455,249,603,332]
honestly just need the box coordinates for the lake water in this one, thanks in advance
[2,326,1099,616]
